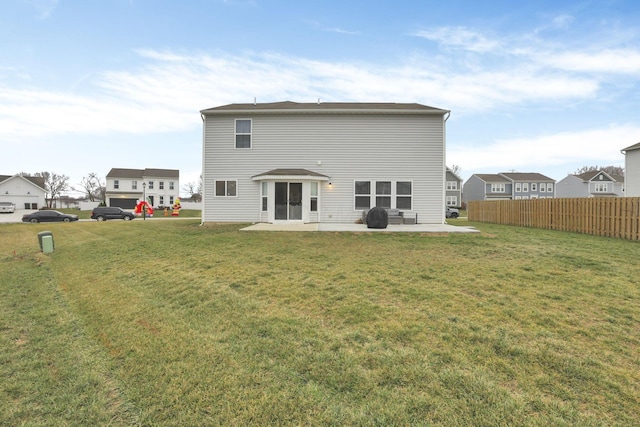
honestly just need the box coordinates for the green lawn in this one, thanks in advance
[1,220,638,425]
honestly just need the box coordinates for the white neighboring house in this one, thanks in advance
[0,174,46,209]
[200,101,450,224]
[622,142,640,197]
[105,168,180,208]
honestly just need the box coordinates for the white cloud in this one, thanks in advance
[449,125,638,174]
[413,27,502,53]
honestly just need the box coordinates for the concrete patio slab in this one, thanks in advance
[241,222,479,233]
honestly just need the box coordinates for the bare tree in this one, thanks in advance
[448,165,462,177]
[182,174,202,202]
[30,171,70,207]
[78,172,106,202]
[573,165,624,176]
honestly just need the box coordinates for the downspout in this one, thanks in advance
[443,111,451,223]
[200,113,206,226]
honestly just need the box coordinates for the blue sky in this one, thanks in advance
[2,0,640,196]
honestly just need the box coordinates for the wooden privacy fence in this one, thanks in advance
[468,197,640,241]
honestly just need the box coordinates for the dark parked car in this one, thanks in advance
[22,210,79,223]
[445,207,459,218]
[91,206,135,221]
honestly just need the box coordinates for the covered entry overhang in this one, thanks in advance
[251,168,330,182]
[251,169,330,223]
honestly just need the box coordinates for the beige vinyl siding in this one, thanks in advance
[203,112,445,223]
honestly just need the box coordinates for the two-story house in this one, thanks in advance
[622,142,640,197]
[556,170,624,198]
[445,168,463,207]
[105,168,180,209]
[463,172,555,202]
[200,101,450,224]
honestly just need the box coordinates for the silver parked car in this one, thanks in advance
[0,202,16,213]
[445,206,459,218]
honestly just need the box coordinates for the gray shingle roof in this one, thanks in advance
[201,101,449,115]
[500,172,555,182]
[107,168,179,179]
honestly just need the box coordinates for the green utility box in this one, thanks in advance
[38,231,54,253]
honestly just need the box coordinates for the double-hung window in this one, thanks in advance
[595,183,608,193]
[446,181,457,190]
[355,180,412,210]
[215,180,237,197]
[261,182,268,211]
[396,181,412,209]
[235,119,252,148]
[132,180,137,190]
[114,180,119,189]
[515,183,522,192]
[310,182,318,212]
[148,181,154,190]
[375,181,392,209]
[355,181,371,210]
[491,183,505,193]
[159,181,164,190]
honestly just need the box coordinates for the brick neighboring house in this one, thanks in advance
[463,172,556,203]
[105,168,180,209]
[556,170,624,198]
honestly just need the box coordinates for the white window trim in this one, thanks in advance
[446,181,458,190]
[523,183,529,192]
[214,179,238,197]
[515,182,522,192]
[491,183,505,193]
[235,118,252,149]
[354,179,413,211]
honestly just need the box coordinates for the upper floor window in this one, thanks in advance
[148,181,154,190]
[235,119,252,148]
[169,182,174,190]
[595,183,608,192]
[531,183,538,191]
[114,180,119,189]
[446,181,458,190]
[159,181,164,190]
[540,183,546,192]
[491,183,505,193]
[546,183,553,192]
[523,183,529,192]
[515,183,522,192]
[132,180,137,190]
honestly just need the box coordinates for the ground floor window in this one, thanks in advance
[355,180,413,210]
[215,180,237,197]
[261,182,268,211]
[310,182,318,212]
[446,196,457,206]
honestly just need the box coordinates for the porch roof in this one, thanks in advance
[251,169,330,182]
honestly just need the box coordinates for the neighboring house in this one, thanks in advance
[500,172,556,199]
[200,101,450,224]
[0,174,46,209]
[463,172,555,202]
[463,174,512,202]
[622,142,640,197]
[105,168,180,209]
[445,168,463,207]
[556,170,624,198]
